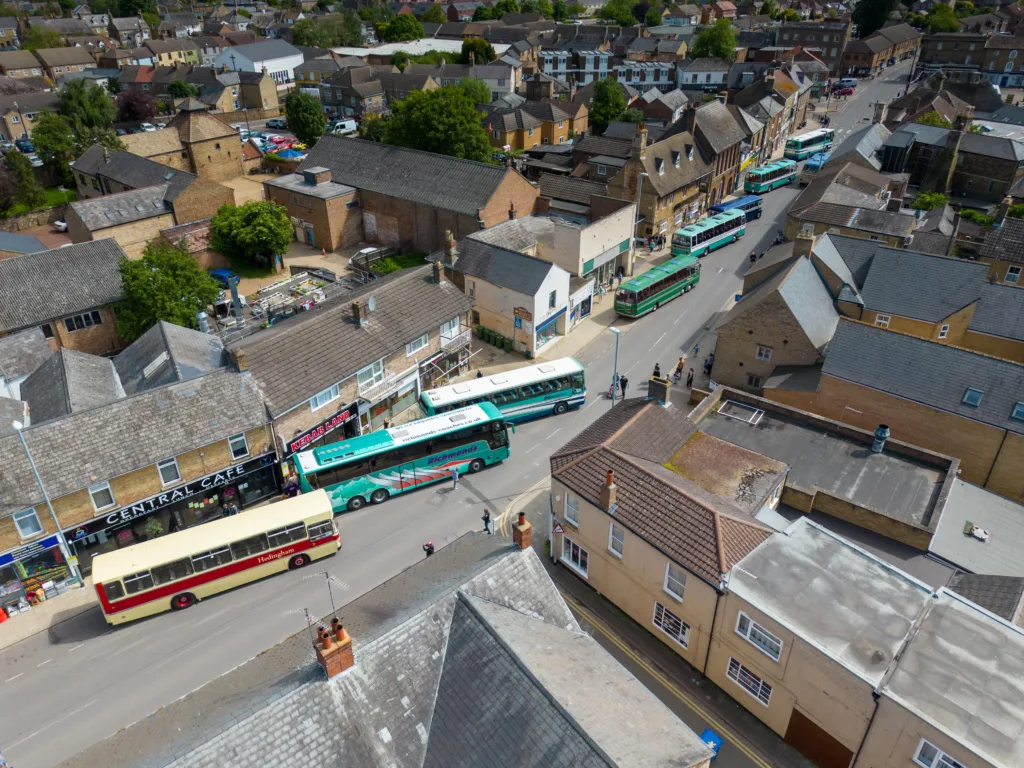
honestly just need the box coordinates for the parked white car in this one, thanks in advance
[140,123,157,132]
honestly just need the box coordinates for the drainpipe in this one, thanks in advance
[850,693,880,768]
[702,585,723,675]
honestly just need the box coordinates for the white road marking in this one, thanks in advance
[547,428,562,440]
[68,643,84,653]
[525,444,541,454]
[37,658,53,668]
[674,310,689,325]
[4,699,98,749]
[5,672,23,682]
[584,397,602,410]
[648,332,666,352]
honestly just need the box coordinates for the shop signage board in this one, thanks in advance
[514,306,532,321]
[0,534,61,567]
[67,455,276,540]
[285,404,356,456]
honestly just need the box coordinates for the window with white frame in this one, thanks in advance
[608,523,624,557]
[310,383,340,410]
[663,561,686,600]
[561,536,589,576]
[736,612,783,661]
[913,739,969,768]
[406,333,428,356]
[597,164,607,175]
[228,432,249,460]
[557,120,563,128]
[440,316,459,339]
[653,602,690,647]
[755,345,772,361]
[938,324,949,339]
[564,491,579,525]
[1006,266,1020,283]
[357,359,385,390]
[89,482,116,511]
[875,314,891,328]
[157,457,181,486]
[726,657,772,705]
[13,508,43,539]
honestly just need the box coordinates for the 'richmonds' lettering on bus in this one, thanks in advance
[426,445,478,466]
[257,547,295,565]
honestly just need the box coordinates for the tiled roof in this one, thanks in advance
[33,46,97,66]
[220,39,302,62]
[969,283,1024,342]
[440,238,561,295]
[693,99,746,155]
[640,130,713,198]
[72,144,194,189]
[538,174,607,205]
[858,249,987,323]
[21,348,124,424]
[69,184,174,232]
[823,318,1024,434]
[0,328,52,382]
[115,320,226,396]
[298,137,515,217]
[481,106,543,132]
[979,217,1024,265]
[120,128,185,156]
[0,240,125,333]
[0,50,41,70]
[166,105,237,142]
[684,56,730,72]
[573,134,633,158]
[946,573,1024,621]
[230,265,474,415]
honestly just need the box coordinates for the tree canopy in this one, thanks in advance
[284,91,326,146]
[118,0,155,15]
[691,18,737,61]
[23,26,62,52]
[926,4,960,31]
[30,113,121,184]
[852,0,897,38]
[457,77,492,105]
[461,37,495,65]
[910,191,949,211]
[291,13,364,47]
[59,79,118,131]
[211,201,293,267]
[384,87,492,162]
[115,240,221,343]
[915,111,952,128]
[4,151,43,210]
[590,77,627,135]
[381,14,423,42]
[598,0,637,26]
[357,113,390,141]
[116,89,156,122]
[166,80,200,99]
[421,3,447,22]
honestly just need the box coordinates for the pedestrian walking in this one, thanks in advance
[423,541,435,557]
[653,363,661,379]
[482,509,492,534]
[693,343,699,358]
[619,375,628,397]
[673,356,685,380]
[476,370,483,378]
[686,368,694,388]
[704,354,714,376]
[452,467,459,489]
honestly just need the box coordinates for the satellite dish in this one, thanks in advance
[367,296,376,312]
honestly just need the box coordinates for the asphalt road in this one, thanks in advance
[0,63,912,768]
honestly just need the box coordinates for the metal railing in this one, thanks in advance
[441,328,472,354]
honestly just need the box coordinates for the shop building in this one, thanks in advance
[228,263,474,458]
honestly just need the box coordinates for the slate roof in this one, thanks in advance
[440,239,562,296]
[69,184,174,232]
[481,106,543,132]
[693,99,746,155]
[298,137,513,218]
[230,266,474,415]
[120,128,185,157]
[0,50,42,70]
[573,134,633,159]
[538,174,607,205]
[979,217,1024,265]
[683,56,730,72]
[823,319,1024,435]
[115,321,226,396]
[0,240,125,333]
[636,130,712,197]
[947,573,1024,621]
[825,122,890,171]
[0,370,267,517]
[0,329,52,383]
[969,283,1024,342]
[21,348,125,424]
[166,105,237,142]
[72,145,194,190]
[220,39,302,62]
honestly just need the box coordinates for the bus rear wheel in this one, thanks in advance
[370,488,389,504]
[554,401,568,415]
[467,458,485,473]
[289,554,309,569]
[171,593,195,610]
[346,496,366,511]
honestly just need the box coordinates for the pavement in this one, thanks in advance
[0,579,93,653]
[0,64,914,768]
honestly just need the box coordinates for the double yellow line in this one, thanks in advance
[564,594,773,768]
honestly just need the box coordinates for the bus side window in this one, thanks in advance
[307,520,334,540]
[572,373,585,390]
[123,571,154,594]
[230,534,270,559]
[268,523,307,548]
[192,546,232,572]
[151,557,194,586]
[103,581,125,601]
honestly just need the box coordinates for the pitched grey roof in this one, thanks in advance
[115,321,226,396]
[683,56,730,72]
[21,348,125,424]
[825,122,890,171]
[947,573,1024,621]
[0,240,125,333]
[443,238,561,295]
[822,319,1024,434]
[0,370,267,517]
[298,137,513,217]
[220,39,302,62]
[969,283,1024,341]
[69,184,174,231]
[574,134,633,159]
[72,145,194,191]
[538,174,608,205]
[820,233,882,285]
[0,328,53,382]
[230,265,474,415]
[979,217,1024,265]
[858,249,987,323]
[693,99,746,155]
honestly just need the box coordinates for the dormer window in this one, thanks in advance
[672,150,680,167]
[686,146,693,161]
[655,157,665,175]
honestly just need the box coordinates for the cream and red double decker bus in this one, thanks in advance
[92,490,339,625]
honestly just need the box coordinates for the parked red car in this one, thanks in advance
[836,86,855,96]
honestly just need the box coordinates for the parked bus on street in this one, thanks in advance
[670,208,746,258]
[799,152,830,184]
[784,128,835,160]
[710,195,763,221]
[744,159,798,193]
[615,255,700,318]
[293,404,512,512]
[420,358,585,422]
[92,490,340,625]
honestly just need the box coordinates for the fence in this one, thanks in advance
[348,246,399,276]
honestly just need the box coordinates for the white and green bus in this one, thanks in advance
[615,254,700,318]
[671,208,746,258]
[784,128,835,160]
[293,403,511,512]
[744,159,798,193]
[420,358,585,422]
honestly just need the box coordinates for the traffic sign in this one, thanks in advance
[552,523,564,534]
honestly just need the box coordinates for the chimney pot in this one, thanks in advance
[599,468,618,510]
[352,299,369,325]
[320,629,332,650]
[432,260,445,284]
[605,469,614,487]
[234,349,249,371]
[512,510,532,550]
[315,622,354,678]
[871,424,890,454]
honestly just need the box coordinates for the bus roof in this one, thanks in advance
[296,402,501,473]
[675,207,744,235]
[621,254,698,292]
[421,358,583,408]
[91,490,333,583]
[787,128,833,144]
[750,158,797,175]
[711,195,762,211]
[805,152,830,167]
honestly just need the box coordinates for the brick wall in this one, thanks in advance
[264,183,362,253]
[146,150,193,173]
[961,329,1024,362]
[0,204,67,233]
[92,214,176,259]
[49,305,124,356]
[171,179,235,225]
[187,136,244,182]
[479,169,540,228]
[951,150,1022,202]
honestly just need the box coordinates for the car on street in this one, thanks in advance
[140,122,157,132]
[115,128,127,136]
[836,86,855,96]
[329,118,358,135]
[208,268,238,288]
[156,122,166,129]
[27,154,43,167]
[15,138,33,152]
[265,117,287,129]
[0,140,13,152]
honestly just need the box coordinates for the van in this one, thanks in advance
[331,119,358,136]
[839,77,857,89]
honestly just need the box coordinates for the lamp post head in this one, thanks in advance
[608,327,620,336]
[12,420,23,431]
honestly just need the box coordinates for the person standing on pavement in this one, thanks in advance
[452,466,459,490]
[619,375,628,398]
[686,368,694,388]
[482,509,491,534]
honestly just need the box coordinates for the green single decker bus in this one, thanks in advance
[784,128,835,160]
[292,403,511,512]
[744,159,798,193]
[615,255,700,318]
[670,208,746,258]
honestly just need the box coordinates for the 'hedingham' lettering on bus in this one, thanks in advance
[257,547,295,565]
[426,445,479,466]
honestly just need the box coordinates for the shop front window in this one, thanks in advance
[13,508,43,539]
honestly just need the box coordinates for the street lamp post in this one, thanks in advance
[12,421,83,586]
[633,171,649,248]
[229,53,251,132]
[609,327,621,405]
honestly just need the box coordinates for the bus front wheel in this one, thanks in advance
[346,496,365,511]
[289,554,309,569]
[171,593,195,610]
[467,458,485,473]
[370,488,389,504]
[554,402,568,415]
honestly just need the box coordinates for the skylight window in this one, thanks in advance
[962,388,983,407]
[1012,402,1024,422]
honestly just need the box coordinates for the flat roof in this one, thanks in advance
[264,172,355,200]
[883,589,1024,768]
[699,399,947,531]
[928,479,1024,577]
[730,518,933,685]
[331,40,510,57]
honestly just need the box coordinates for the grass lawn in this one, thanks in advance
[5,186,78,218]
[371,252,428,274]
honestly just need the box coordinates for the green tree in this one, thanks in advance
[23,26,62,52]
[58,79,117,130]
[421,3,447,22]
[340,9,365,45]
[960,208,995,227]
[915,110,952,128]
[360,4,394,22]
[358,113,390,141]
[536,0,553,16]
[461,37,496,64]
[566,1,585,15]
[29,113,75,183]
[926,4,960,31]
[116,89,156,122]
[910,191,949,210]
[621,108,644,123]
[780,8,802,20]
[391,50,410,70]
[457,77,492,104]
[590,77,627,134]
[520,0,538,11]
[291,18,340,46]
[761,0,778,17]
[381,13,424,41]
[645,6,663,24]
[237,7,251,16]
[211,201,293,268]
[118,0,155,15]
[141,11,159,28]
[852,0,897,38]
[4,151,43,209]
[166,80,200,98]
[1007,203,1024,218]
[285,91,326,146]
[552,0,568,20]
[690,18,737,61]
[473,5,494,19]
[384,87,491,161]
[492,0,520,13]
[114,240,221,343]
[0,166,17,217]
[599,0,637,25]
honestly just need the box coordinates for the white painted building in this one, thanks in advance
[213,39,304,85]
[615,62,674,93]
[539,49,612,85]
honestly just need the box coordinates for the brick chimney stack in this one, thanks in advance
[315,619,355,678]
[446,229,458,267]
[352,299,369,326]
[234,349,249,371]
[509,201,516,220]
[793,227,816,259]
[995,195,1012,228]
[599,469,617,510]
[512,511,532,550]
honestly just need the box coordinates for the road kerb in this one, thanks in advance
[497,476,550,536]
